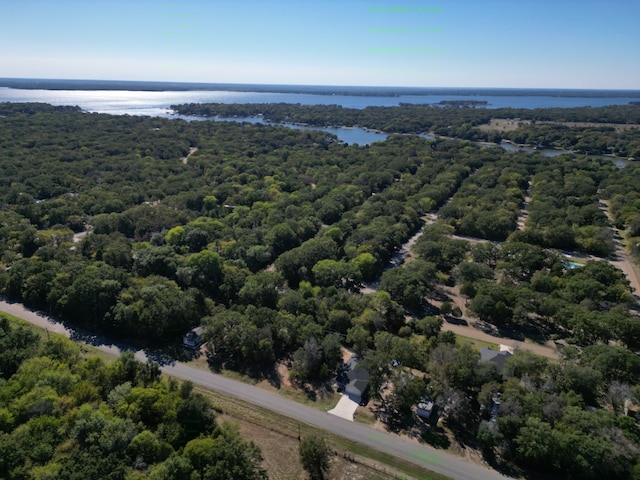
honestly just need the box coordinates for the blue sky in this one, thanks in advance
[2,0,639,89]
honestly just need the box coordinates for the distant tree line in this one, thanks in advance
[171,102,640,156]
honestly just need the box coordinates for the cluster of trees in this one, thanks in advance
[467,251,637,347]
[0,106,424,338]
[513,156,616,256]
[0,103,636,355]
[496,124,640,157]
[437,155,530,241]
[476,348,640,479]
[171,101,491,134]
[0,318,267,479]
[325,254,639,479]
[376,219,635,348]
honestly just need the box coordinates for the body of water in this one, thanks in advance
[1,85,639,114]
[207,116,388,145]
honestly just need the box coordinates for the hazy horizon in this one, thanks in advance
[2,77,640,94]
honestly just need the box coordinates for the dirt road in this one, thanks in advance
[441,321,559,359]
[599,200,640,300]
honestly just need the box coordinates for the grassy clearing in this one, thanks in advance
[217,412,392,480]
[454,333,499,351]
[353,405,378,425]
[274,382,341,411]
[194,386,451,480]
[477,118,529,132]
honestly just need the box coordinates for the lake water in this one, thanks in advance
[2,85,639,114]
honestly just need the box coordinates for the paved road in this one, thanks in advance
[0,299,512,480]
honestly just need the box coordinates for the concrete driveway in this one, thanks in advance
[328,394,359,421]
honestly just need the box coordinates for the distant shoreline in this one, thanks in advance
[2,77,640,98]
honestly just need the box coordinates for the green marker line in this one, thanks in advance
[407,449,444,464]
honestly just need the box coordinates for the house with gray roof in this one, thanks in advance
[344,367,369,401]
[480,347,513,376]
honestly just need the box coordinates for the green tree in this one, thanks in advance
[312,259,361,291]
[0,317,40,378]
[379,259,436,311]
[290,337,325,382]
[350,252,378,281]
[186,249,224,293]
[514,417,554,467]
[149,454,193,480]
[346,325,371,355]
[127,430,161,465]
[238,271,282,309]
[299,435,333,480]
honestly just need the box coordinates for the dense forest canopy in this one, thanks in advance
[1,102,640,479]
[0,317,267,479]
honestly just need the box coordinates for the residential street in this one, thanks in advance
[0,299,512,480]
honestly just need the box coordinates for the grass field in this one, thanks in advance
[194,385,451,480]
[477,118,640,134]
[454,333,499,351]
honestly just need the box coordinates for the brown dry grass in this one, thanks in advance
[536,121,640,132]
[478,118,640,133]
[215,412,409,480]
[477,118,529,132]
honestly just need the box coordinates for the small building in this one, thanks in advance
[416,397,434,419]
[344,367,369,401]
[183,327,204,349]
[480,347,513,376]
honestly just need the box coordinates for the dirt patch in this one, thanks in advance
[341,346,356,363]
[180,146,198,164]
[276,361,293,388]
